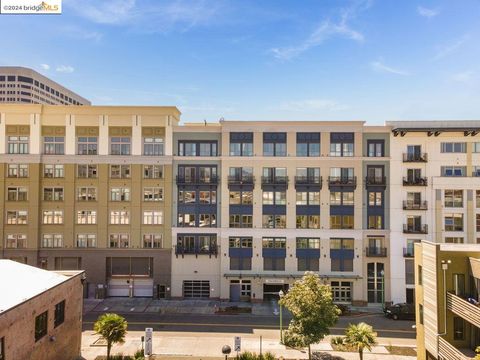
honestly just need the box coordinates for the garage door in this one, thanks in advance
[107,279,130,297]
[183,280,210,298]
[133,279,153,297]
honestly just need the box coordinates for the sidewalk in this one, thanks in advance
[81,329,417,360]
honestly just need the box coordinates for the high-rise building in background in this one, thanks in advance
[0,67,90,105]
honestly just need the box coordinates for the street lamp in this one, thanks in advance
[440,260,451,334]
[278,289,285,344]
[380,269,385,311]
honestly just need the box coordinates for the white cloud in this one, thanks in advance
[450,71,474,83]
[270,1,370,60]
[40,64,50,70]
[370,60,410,75]
[433,35,469,60]
[280,98,349,112]
[417,6,439,18]
[56,65,75,73]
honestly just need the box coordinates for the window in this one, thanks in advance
[178,214,196,227]
[329,167,354,183]
[178,141,217,156]
[418,265,423,285]
[35,311,48,341]
[77,210,97,224]
[445,214,463,231]
[298,257,319,271]
[143,234,163,248]
[441,166,466,177]
[110,165,131,178]
[42,234,63,248]
[367,140,384,157]
[441,142,466,153]
[109,234,130,248]
[144,187,163,201]
[230,257,252,271]
[44,164,64,178]
[444,190,463,207]
[263,132,286,156]
[419,304,424,325]
[110,188,130,201]
[76,234,96,248]
[262,215,286,228]
[473,166,480,177]
[7,136,29,154]
[229,132,253,156]
[43,136,64,154]
[199,190,216,204]
[7,164,28,177]
[54,300,65,328]
[262,191,286,205]
[7,186,28,201]
[77,164,97,178]
[330,133,354,157]
[43,210,63,224]
[199,214,216,227]
[229,190,252,205]
[330,191,354,205]
[77,136,98,155]
[229,215,253,228]
[178,190,196,204]
[368,216,383,229]
[296,191,320,205]
[445,237,464,244]
[110,211,130,224]
[330,238,354,271]
[296,237,320,249]
[143,210,163,225]
[368,192,383,206]
[110,136,131,155]
[229,237,253,248]
[144,165,163,178]
[473,142,480,153]
[453,317,465,340]
[43,187,63,201]
[296,215,320,229]
[143,137,164,155]
[6,210,28,224]
[5,234,27,248]
[477,191,480,208]
[330,215,354,229]
[262,237,286,248]
[77,187,97,201]
[331,281,352,302]
[296,132,320,156]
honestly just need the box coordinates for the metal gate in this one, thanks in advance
[183,280,210,298]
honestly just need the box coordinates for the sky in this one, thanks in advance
[1,0,480,124]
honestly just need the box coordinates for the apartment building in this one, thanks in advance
[388,121,480,305]
[171,120,392,305]
[0,66,90,105]
[415,241,480,360]
[0,104,178,298]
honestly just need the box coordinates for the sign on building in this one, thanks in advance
[234,336,241,352]
[145,328,153,356]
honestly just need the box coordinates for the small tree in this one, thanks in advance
[344,322,377,360]
[475,346,480,360]
[279,272,340,360]
[94,313,128,360]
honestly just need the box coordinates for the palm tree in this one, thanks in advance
[344,322,377,360]
[94,313,128,360]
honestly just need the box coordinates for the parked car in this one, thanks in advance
[384,303,415,320]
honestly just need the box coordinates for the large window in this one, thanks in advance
[110,136,131,155]
[76,234,96,248]
[296,191,320,205]
[43,136,64,154]
[331,281,352,302]
[143,210,163,225]
[367,140,384,157]
[444,190,463,207]
[144,137,164,155]
[229,190,253,205]
[35,311,48,341]
[296,215,320,229]
[6,210,27,225]
[262,191,286,205]
[330,215,354,229]
[7,186,28,201]
[42,234,63,248]
[44,164,64,178]
[296,132,320,157]
[453,317,465,340]
[77,136,98,155]
[330,191,354,205]
[77,187,97,201]
[229,132,253,156]
[441,142,466,153]
[144,165,163,178]
[109,234,130,248]
[54,300,65,328]
[262,215,286,228]
[43,187,63,201]
[7,164,28,177]
[330,133,354,157]
[367,262,384,303]
[178,141,217,156]
[110,165,131,178]
[445,214,463,231]
[42,210,63,224]
[110,211,130,224]
[441,166,466,177]
[77,164,97,178]
[143,234,163,248]
[110,188,130,201]
[368,192,383,206]
[7,136,29,154]
[144,187,163,201]
[5,234,27,248]
[296,237,320,249]
[330,238,354,271]
[77,210,97,224]
[368,216,383,229]
[229,215,253,228]
[263,133,286,156]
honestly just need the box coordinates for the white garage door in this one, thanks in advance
[133,279,154,297]
[107,278,130,297]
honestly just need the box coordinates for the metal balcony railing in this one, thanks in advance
[403,153,428,162]
[403,247,414,257]
[176,176,218,185]
[261,176,288,186]
[227,175,255,185]
[403,200,428,210]
[294,175,322,186]
[402,177,428,186]
[365,176,386,186]
[328,176,357,187]
[365,247,387,257]
[447,292,480,329]
[403,224,428,234]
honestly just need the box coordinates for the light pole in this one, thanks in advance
[380,269,385,310]
[441,260,451,334]
[278,289,285,344]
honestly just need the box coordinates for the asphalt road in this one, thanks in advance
[83,312,415,339]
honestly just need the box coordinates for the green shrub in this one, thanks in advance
[330,336,345,346]
[237,351,277,360]
[134,349,144,360]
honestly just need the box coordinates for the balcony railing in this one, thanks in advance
[447,292,480,329]
[176,176,218,185]
[365,176,386,186]
[227,175,255,185]
[403,224,428,234]
[328,176,357,188]
[438,337,474,360]
[403,153,428,162]
[294,175,322,187]
[175,245,218,258]
[261,176,288,186]
[403,247,414,257]
[365,247,387,257]
[403,200,428,210]
[402,177,428,186]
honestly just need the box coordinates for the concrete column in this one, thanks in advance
[287,131,296,157]
[466,142,473,176]
[29,113,41,154]
[164,115,173,156]
[98,115,109,155]
[467,190,474,243]
[435,189,442,243]
[0,113,5,154]
[321,132,329,156]
[132,115,142,156]
[65,114,76,155]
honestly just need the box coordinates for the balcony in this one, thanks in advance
[176,176,218,185]
[365,247,387,257]
[402,153,428,162]
[402,177,428,186]
[403,200,428,210]
[261,176,288,187]
[328,176,357,188]
[227,175,255,186]
[438,337,476,360]
[294,175,322,188]
[447,292,480,329]
[175,245,218,258]
[403,224,428,234]
[365,176,386,187]
[403,247,414,257]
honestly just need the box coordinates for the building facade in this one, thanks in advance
[0,104,179,299]
[0,260,84,360]
[415,241,480,360]
[0,67,90,105]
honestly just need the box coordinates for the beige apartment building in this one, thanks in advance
[0,104,178,298]
[0,66,90,105]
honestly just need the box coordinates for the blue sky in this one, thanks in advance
[1,0,480,124]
